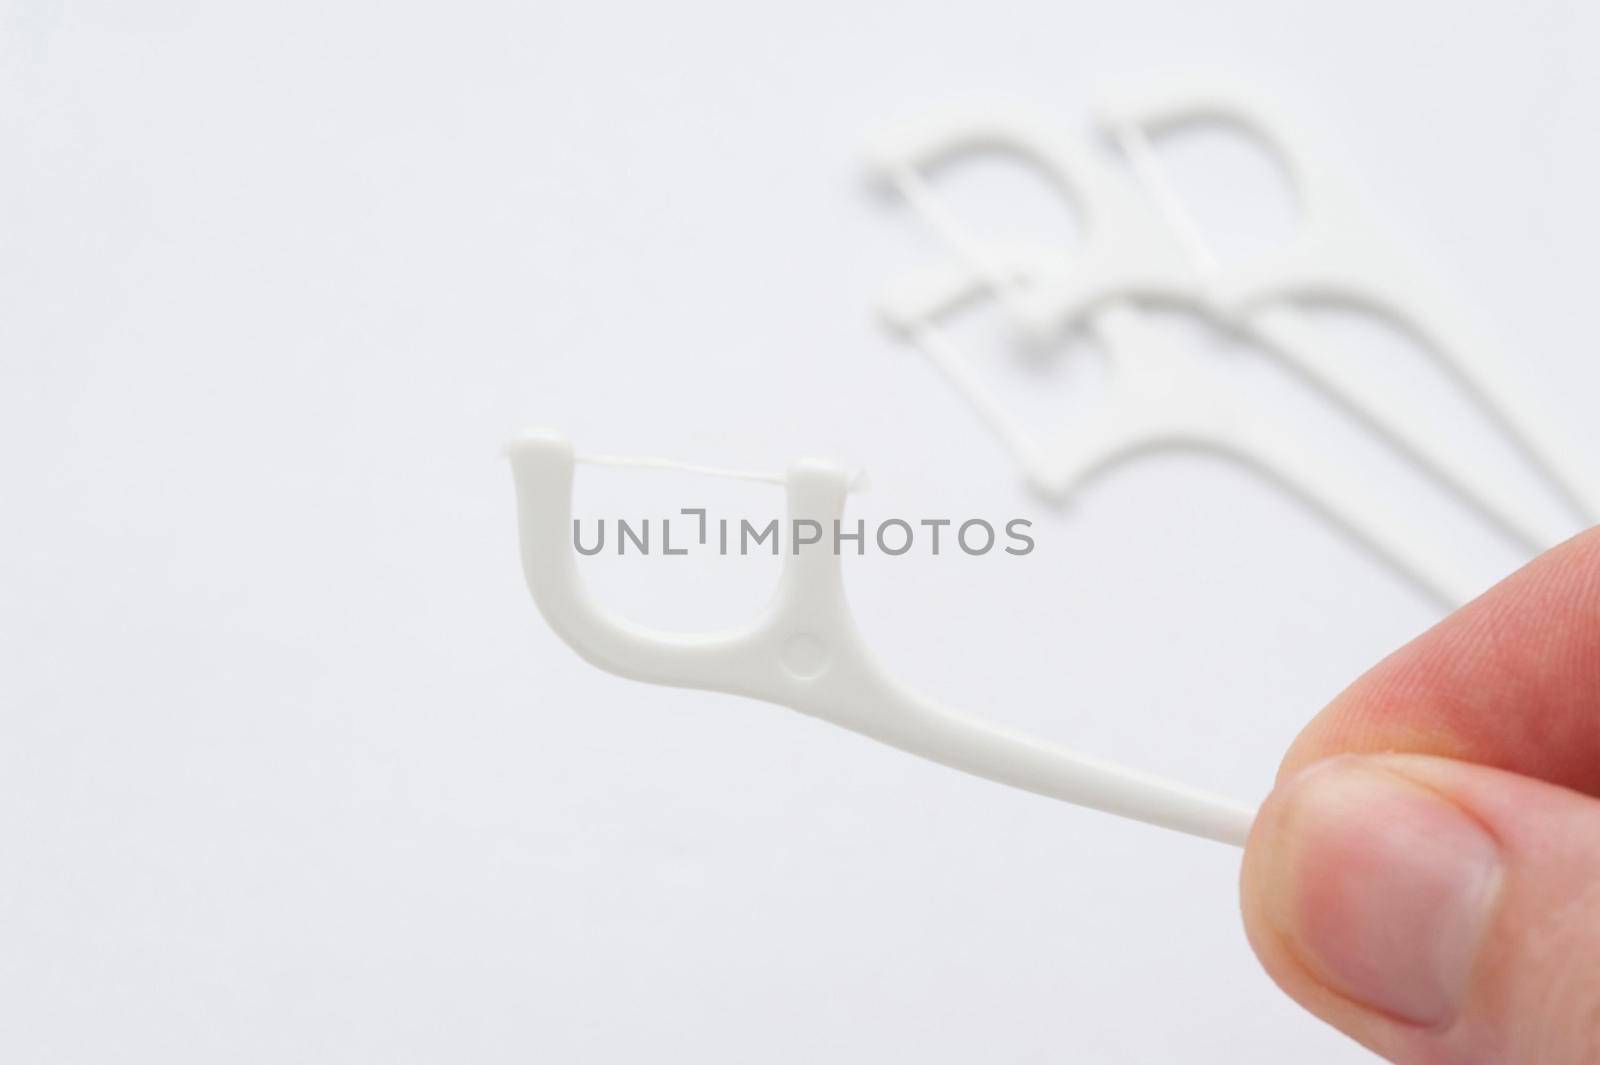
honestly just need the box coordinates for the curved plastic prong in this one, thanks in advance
[508,430,766,690]
[868,106,1194,338]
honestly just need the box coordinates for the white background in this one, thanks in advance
[5,1,1599,1061]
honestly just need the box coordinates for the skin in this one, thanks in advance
[1241,526,1600,1064]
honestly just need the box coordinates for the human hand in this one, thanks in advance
[1242,528,1600,1064]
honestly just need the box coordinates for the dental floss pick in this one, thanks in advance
[1098,78,1592,546]
[509,430,1258,847]
[870,110,1478,608]
[870,83,1590,601]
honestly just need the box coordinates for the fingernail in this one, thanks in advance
[1262,757,1503,1027]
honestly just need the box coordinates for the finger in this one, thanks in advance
[1282,526,1600,796]
[1243,752,1600,1065]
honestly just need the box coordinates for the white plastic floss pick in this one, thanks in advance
[1101,80,1596,540]
[508,430,1259,847]
[869,79,1593,606]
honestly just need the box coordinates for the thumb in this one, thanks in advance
[1242,753,1600,1065]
